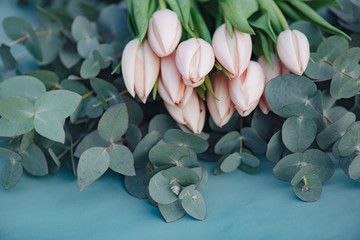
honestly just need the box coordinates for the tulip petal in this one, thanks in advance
[121,39,139,97]
[143,41,160,102]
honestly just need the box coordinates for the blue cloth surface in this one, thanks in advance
[0,2,360,240]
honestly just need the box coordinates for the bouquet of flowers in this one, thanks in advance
[0,0,359,222]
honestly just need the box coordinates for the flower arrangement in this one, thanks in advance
[0,0,359,223]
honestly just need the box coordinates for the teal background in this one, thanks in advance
[0,1,360,239]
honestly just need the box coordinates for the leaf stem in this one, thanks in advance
[9,29,51,46]
[268,0,289,30]
[158,0,166,9]
[81,90,94,100]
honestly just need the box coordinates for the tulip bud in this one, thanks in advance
[164,91,206,134]
[207,72,235,127]
[257,53,289,114]
[148,9,182,57]
[121,39,160,103]
[276,29,310,75]
[158,53,193,106]
[212,24,252,78]
[229,61,265,117]
[175,38,215,87]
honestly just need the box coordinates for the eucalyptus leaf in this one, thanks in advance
[241,127,267,154]
[181,189,206,221]
[0,44,17,70]
[77,147,110,191]
[238,152,260,174]
[97,103,128,143]
[133,131,162,168]
[159,200,186,223]
[21,144,48,176]
[291,166,322,202]
[74,130,109,158]
[2,160,23,190]
[149,170,178,205]
[266,130,286,163]
[107,144,135,176]
[124,167,148,199]
[148,114,177,134]
[26,71,60,91]
[214,131,240,155]
[164,129,209,154]
[0,147,22,161]
[0,96,35,124]
[220,152,241,173]
[125,123,142,152]
[149,144,190,167]
[338,122,360,157]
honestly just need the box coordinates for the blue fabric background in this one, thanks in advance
[0,2,360,239]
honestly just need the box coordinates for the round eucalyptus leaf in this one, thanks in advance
[99,5,128,36]
[149,144,190,167]
[0,118,34,137]
[273,149,334,182]
[98,103,128,143]
[133,131,162,168]
[19,130,34,152]
[0,96,35,124]
[0,75,46,104]
[124,167,149,199]
[159,200,186,223]
[290,165,315,186]
[71,16,98,42]
[251,108,278,142]
[77,38,100,59]
[241,127,267,154]
[266,130,285,163]
[317,112,356,150]
[92,44,114,68]
[149,171,178,205]
[107,144,135,176]
[90,78,123,106]
[332,138,341,160]
[282,116,317,153]
[125,123,142,152]
[148,114,177,134]
[74,130,109,158]
[338,122,360,157]
[143,165,172,186]
[192,166,208,191]
[179,184,197,200]
[178,156,200,168]
[349,154,360,181]
[92,50,105,69]
[332,47,360,74]
[214,154,229,175]
[0,44,17,70]
[220,152,241,173]
[265,75,318,118]
[26,71,60,91]
[59,44,81,69]
[77,147,110,191]
[330,72,360,99]
[317,35,349,63]
[2,160,23,190]
[164,129,209,153]
[214,131,241,155]
[86,96,105,118]
[21,144,48,176]
[238,152,260,174]
[162,167,199,186]
[305,53,334,81]
[209,112,240,133]
[122,95,143,125]
[181,189,206,221]
[80,58,101,79]
[292,171,322,202]
[2,17,42,61]
[281,91,323,119]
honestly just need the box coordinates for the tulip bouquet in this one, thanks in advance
[0,0,360,223]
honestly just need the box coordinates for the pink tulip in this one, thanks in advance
[164,91,206,134]
[212,24,252,78]
[257,53,289,114]
[121,39,160,103]
[277,29,309,75]
[229,61,265,117]
[158,53,193,106]
[175,38,215,87]
[148,9,182,57]
[207,72,235,127]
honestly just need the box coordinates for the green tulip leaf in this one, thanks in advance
[77,147,110,191]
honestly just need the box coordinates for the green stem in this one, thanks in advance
[158,0,166,10]
[268,0,289,30]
